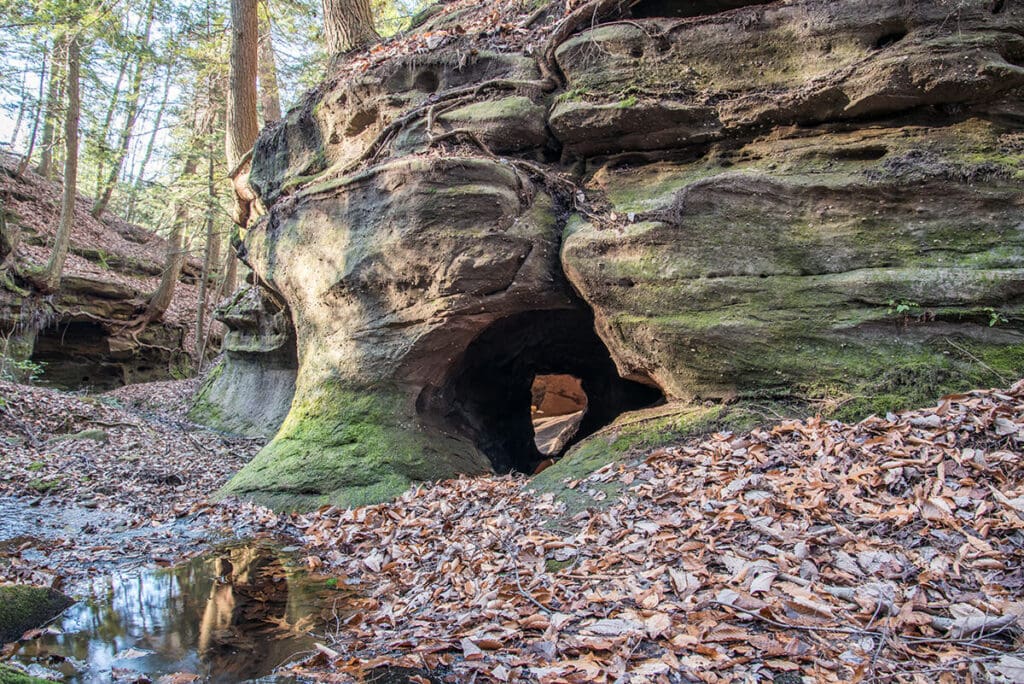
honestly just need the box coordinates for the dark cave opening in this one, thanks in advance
[427,309,664,475]
[30,320,123,390]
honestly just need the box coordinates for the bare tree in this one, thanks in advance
[16,44,48,176]
[92,0,158,218]
[41,33,80,292]
[36,35,67,179]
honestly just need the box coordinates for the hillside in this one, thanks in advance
[0,156,221,389]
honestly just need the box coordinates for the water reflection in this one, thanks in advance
[13,541,344,683]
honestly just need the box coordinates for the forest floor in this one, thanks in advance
[1,379,1024,683]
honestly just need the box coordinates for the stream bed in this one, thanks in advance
[8,541,350,683]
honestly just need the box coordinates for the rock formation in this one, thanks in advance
[212,0,1024,509]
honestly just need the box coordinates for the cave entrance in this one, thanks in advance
[429,309,664,475]
[30,320,122,390]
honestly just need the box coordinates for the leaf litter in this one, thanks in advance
[3,378,1024,682]
[277,382,1024,683]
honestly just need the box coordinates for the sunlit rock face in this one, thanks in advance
[219,0,1024,509]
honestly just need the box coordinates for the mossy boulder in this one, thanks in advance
[0,585,73,644]
[563,117,1024,407]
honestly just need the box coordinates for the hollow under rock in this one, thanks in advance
[423,309,664,475]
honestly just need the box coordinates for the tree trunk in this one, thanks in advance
[93,52,129,200]
[42,34,80,292]
[36,35,66,179]
[17,45,48,176]
[143,199,188,323]
[222,251,238,295]
[226,0,260,227]
[194,147,217,363]
[257,0,282,124]
[91,0,157,218]
[8,68,29,149]
[322,0,380,54]
[143,150,198,323]
[126,64,172,223]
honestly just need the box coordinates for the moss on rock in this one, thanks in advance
[0,585,73,645]
[0,664,53,684]
[220,380,489,510]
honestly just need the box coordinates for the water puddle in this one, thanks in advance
[9,541,351,683]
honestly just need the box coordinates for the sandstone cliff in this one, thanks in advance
[204,0,1024,509]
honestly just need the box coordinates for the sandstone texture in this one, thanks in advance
[213,0,1024,509]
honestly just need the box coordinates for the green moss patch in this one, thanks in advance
[220,380,488,511]
[0,585,73,644]
[0,664,53,684]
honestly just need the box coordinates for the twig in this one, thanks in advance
[2,400,42,447]
[712,600,884,638]
[506,542,552,614]
[944,336,1010,384]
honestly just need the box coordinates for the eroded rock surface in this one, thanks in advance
[217,0,1024,508]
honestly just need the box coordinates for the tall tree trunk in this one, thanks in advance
[42,34,80,292]
[194,146,217,363]
[257,0,282,124]
[91,0,157,218]
[8,68,29,149]
[36,35,66,179]
[17,45,48,176]
[322,0,379,54]
[93,53,129,200]
[126,64,172,223]
[143,198,188,322]
[226,0,260,228]
[222,251,238,295]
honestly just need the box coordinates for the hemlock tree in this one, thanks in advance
[322,0,379,54]
[226,0,259,227]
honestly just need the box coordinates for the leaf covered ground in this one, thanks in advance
[0,378,266,590]
[278,383,1024,683]
[2,379,1023,682]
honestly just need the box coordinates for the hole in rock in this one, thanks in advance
[429,309,664,475]
[413,70,440,93]
[630,0,773,19]
[30,320,124,390]
[873,29,908,50]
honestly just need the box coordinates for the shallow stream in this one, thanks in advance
[9,541,348,683]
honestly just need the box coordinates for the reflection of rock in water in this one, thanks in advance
[197,546,303,680]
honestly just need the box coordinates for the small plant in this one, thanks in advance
[96,250,112,270]
[26,461,45,472]
[0,357,45,383]
[617,95,638,108]
[983,307,1008,327]
[324,577,339,589]
[887,298,921,316]
[28,477,60,493]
